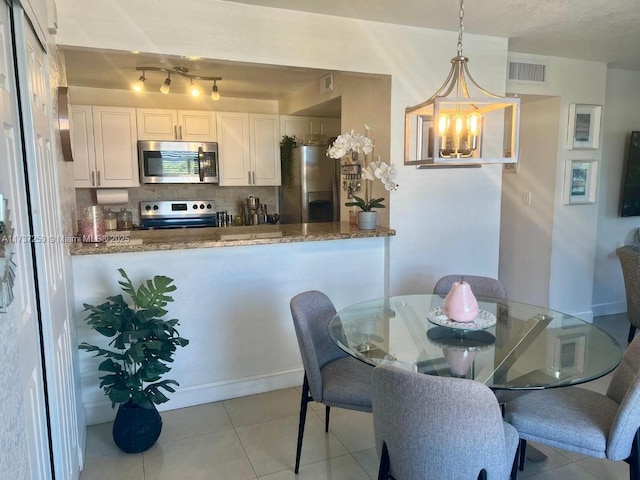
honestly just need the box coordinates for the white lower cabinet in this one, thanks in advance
[72,105,139,188]
[217,112,280,186]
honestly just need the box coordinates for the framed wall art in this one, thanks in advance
[566,104,602,150]
[564,159,598,204]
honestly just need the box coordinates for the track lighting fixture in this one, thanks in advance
[133,66,222,100]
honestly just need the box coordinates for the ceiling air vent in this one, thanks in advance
[508,61,547,83]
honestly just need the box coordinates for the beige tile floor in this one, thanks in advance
[80,313,632,480]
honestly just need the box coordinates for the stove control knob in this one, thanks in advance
[192,204,198,210]
[199,203,205,209]
[145,205,151,211]
[206,203,212,209]
[153,205,159,210]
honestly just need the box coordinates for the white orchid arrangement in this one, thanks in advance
[327,129,374,159]
[328,125,398,212]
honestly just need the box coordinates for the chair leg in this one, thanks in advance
[325,405,330,432]
[295,374,312,474]
[627,429,640,480]
[518,439,527,471]
[629,325,637,344]
[377,441,390,480]
[477,469,487,480]
[511,442,519,480]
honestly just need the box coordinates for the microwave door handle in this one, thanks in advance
[198,146,205,182]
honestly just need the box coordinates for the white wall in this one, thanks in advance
[506,53,607,320]
[592,68,640,316]
[54,0,511,297]
[500,96,560,306]
[73,237,389,423]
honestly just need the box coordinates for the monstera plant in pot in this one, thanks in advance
[79,269,189,453]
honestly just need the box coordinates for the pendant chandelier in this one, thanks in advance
[132,66,222,101]
[404,0,520,167]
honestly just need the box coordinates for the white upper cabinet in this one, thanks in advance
[92,106,139,187]
[280,115,341,142]
[136,108,217,141]
[72,105,139,188]
[250,113,281,186]
[71,105,96,188]
[217,112,280,186]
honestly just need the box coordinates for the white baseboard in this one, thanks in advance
[592,301,626,318]
[83,368,304,425]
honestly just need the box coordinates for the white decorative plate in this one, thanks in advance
[426,307,497,331]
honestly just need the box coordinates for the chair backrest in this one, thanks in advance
[290,290,347,402]
[372,364,513,479]
[606,334,640,460]
[616,246,640,328]
[433,274,507,300]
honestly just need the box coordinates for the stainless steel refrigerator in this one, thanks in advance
[279,145,339,224]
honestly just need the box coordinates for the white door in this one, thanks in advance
[14,5,81,479]
[0,1,51,478]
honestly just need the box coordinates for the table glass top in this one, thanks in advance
[328,294,622,390]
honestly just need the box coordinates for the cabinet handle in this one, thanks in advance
[91,171,95,187]
[178,125,182,139]
[248,171,252,184]
[174,125,178,139]
[252,171,256,185]
[97,171,101,186]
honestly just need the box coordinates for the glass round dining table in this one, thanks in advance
[328,294,622,390]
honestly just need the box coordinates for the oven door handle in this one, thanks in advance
[198,146,204,182]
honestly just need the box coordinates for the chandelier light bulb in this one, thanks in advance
[211,83,220,101]
[133,74,145,92]
[160,76,171,94]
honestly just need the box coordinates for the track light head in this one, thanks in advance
[133,73,146,92]
[189,79,200,97]
[160,74,171,94]
[211,82,220,101]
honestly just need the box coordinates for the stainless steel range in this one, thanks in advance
[140,200,217,229]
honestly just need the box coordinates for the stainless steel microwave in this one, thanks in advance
[138,140,219,184]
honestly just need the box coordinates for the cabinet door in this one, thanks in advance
[250,114,281,186]
[280,115,314,143]
[136,108,178,140]
[92,106,139,187]
[217,111,251,186]
[178,110,217,141]
[71,105,96,187]
[316,117,341,138]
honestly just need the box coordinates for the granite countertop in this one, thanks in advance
[69,222,396,256]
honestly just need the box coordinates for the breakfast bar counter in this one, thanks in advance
[69,222,396,255]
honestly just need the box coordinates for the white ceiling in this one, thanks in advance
[225,0,640,71]
[61,0,640,116]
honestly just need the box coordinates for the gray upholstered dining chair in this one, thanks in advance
[289,290,373,474]
[505,335,640,479]
[433,274,508,300]
[372,364,520,480]
[616,246,640,343]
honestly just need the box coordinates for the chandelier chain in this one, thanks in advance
[457,0,465,56]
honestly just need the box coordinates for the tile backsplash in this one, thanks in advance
[76,185,278,227]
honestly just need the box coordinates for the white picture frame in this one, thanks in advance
[564,159,598,205]
[567,104,602,150]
